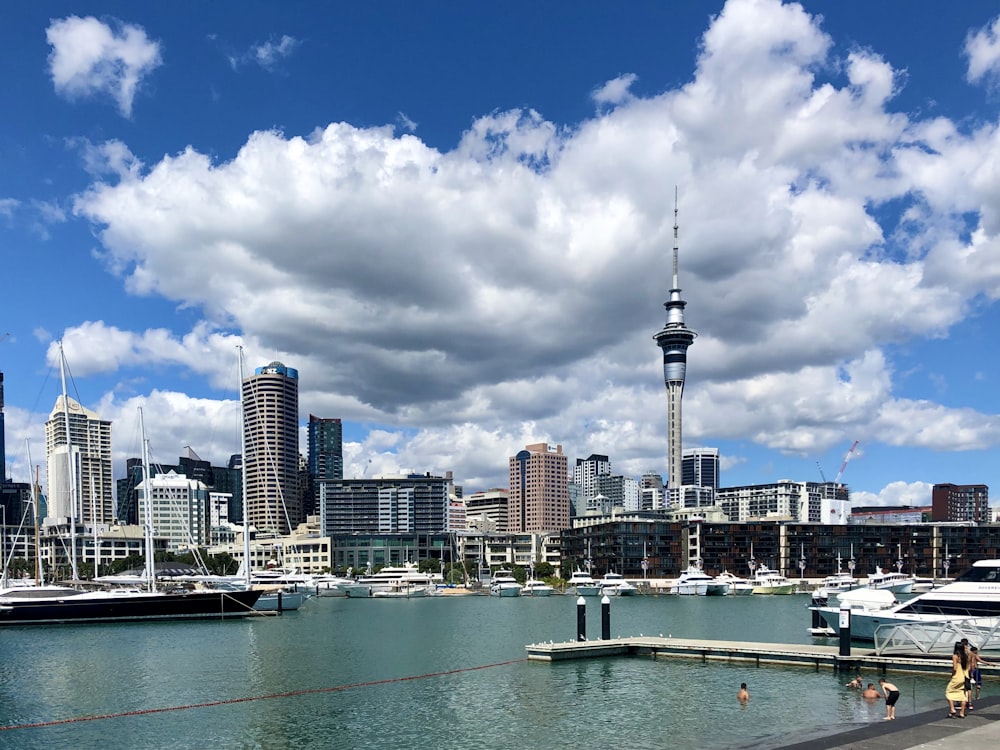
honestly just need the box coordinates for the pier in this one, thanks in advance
[526,635,999,677]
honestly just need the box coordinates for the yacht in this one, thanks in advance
[749,565,797,595]
[865,566,915,594]
[521,579,555,597]
[567,570,601,596]
[599,572,639,597]
[712,570,753,596]
[812,559,860,604]
[489,570,523,598]
[338,564,438,598]
[815,559,1000,641]
[671,565,722,596]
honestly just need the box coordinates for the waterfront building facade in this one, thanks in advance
[318,474,450,535]
[242,361,300,535]
[932,483,990,523]
[717,480,848,524]
[508,442,569,533]
[44,395,114,526]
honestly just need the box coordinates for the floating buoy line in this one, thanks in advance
[0,657,528,731]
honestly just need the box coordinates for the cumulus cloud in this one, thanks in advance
[966,16,1000,84]
[46,15,162,117]
[592,73,638,107]
[63,0,1000,491]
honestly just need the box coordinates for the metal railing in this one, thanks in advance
[875,617,1000,656]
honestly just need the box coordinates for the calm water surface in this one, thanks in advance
[0,593,954,749]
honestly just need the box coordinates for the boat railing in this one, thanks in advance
[874,617,1000,656]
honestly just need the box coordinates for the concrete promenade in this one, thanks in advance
[776,695,1000,749]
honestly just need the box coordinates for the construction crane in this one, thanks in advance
[816,461,827,483]
[834,440,860,485]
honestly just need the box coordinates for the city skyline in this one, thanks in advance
[2,2,1000,505]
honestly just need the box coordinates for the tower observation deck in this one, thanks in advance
[653,195,696,494]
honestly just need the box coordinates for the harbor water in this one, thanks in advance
[0,592,958,749]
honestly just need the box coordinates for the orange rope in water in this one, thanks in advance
[0,657,528,731]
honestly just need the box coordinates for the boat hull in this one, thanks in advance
[0,589,262,626]
[751,584,797,595]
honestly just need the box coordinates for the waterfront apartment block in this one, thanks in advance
[242,361,300,535]
[508,442,569,533]
[44,395,114,526]
[932,483,989,523]
[318,474,451,535]
[561,516,1000,580]
[716,480,850,524]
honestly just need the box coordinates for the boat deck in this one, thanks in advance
[525,635,1000,677]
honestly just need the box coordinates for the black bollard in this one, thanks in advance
[577,596,586,641]
[838,599,851,656]
[601,595,611,640]
[277,590,284,614]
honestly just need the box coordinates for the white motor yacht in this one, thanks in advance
[712,571,753,596]
[338,564,439,598]
[815,559,1000,641]
[567,570,601,596]
[599,572,639,596]
[489,571,523,598]
[521,579,555,597]
[865,566,915,594]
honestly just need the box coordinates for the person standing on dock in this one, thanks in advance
[878,678,899,720]
[736,683,749,704]
[967,645,990,709]
[946,641,969,718]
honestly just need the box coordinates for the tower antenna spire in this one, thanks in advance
[672,186,680,290]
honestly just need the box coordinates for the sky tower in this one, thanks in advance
[653,192,697,499]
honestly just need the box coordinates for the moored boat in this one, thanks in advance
[599,571,639,596]
[521,578,555,596]
[568,569,601,596]
[712,570,752,596]
[814,559,1000,641]
[865,566,915,594]
[489,570,523,597]
[749,565,797,595]
[671,565,716,596]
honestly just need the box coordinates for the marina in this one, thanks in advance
[0,591,990,749]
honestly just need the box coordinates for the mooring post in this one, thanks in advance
[838,598,851,657]
[577,596,586,641]
[601,594,611,640]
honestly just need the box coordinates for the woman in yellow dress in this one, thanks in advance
[946,641,969,718]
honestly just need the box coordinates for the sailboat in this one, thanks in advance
[0,383,262,625]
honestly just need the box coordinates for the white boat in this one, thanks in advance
[339,563,440,598]
[712,570,752,596]
[749,565,797,595]
[812,557,860,603]
[815,559,1000,641]
[866,566,915,594]
[671,565,718,596]
[599,572,639,596]
[521,579,555,597]
[311,574,353,597]
[489,571,523,598]
[568,569,601,596]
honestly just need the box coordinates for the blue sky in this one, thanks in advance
[2,1,1000,508]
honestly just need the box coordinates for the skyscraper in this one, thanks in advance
[508,442,569,533]
[653,194,696,499]
[242,361,300,535]
[308,415,343,518]
[44,395,114,524]
[0,372,6,482]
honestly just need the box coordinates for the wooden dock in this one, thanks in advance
[525,636,996,677]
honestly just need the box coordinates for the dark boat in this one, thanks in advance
[0,585,263,626]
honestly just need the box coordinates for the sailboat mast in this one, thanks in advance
[33,464,42,585]
[138,407,157,593]
[58,341,79,581]
[238,346,252,588]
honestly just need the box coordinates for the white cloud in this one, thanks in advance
[592,73,638,107]
[46,16,162,117]
[230,34,300,72]
[63,0,1000,493]
[965,16,1000,84]
[850,480,933,508]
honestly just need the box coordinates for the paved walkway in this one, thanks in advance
[777,695,1000,749]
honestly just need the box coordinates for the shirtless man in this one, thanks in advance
[968,645,991,709]
[862,683,881,700]
[879,678,900,720]
[845,675,863,689]
[737,683,749,703]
